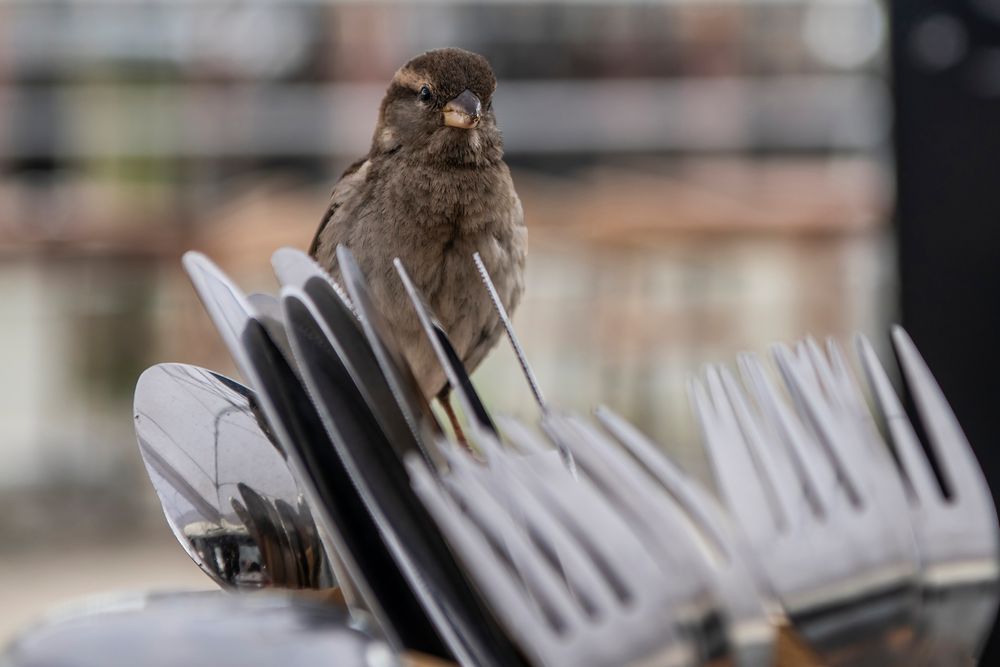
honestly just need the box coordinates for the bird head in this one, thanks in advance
[372,48,503,167]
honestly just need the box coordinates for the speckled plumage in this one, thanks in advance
[310,48,526,400]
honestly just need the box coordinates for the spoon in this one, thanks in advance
[133,362,333,591]
[181,251,449,659]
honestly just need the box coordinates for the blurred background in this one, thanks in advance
[0,0,996,659]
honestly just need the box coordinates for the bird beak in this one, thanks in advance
[442,89,482,129]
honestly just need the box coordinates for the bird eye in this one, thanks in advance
[418,85,432,102]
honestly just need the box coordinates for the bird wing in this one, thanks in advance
[308,156,370,257]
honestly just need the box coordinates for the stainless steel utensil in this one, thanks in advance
[394,258,498,440]
[857,327,1000,664]
[1,591,397,667]
[691,352,921,665]
[335,245,447,454]
[281,287,529,667]
[475,253,770,663]
[473,251,547,412]
[407,435,698,667]
[539,411,774,667]
[473,253,575,468]
[271,247,443,471]
[181,251,450,658]
[594,406,777,666]
[133,362,333,590]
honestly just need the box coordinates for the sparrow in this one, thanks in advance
[309,47,526,440]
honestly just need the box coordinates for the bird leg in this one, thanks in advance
[437,386,469,450]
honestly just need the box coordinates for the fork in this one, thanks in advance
[407,435,699,667]
[776,330,1000,664]
[593,406,777,666]
[854,327,1000,664]
[475,254,772,664]
[536,410,775,666]
[691,351,921,665]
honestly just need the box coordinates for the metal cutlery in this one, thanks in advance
[539,411,774,667]
[280,286,529,667]
[270,247,443,472]
[594,406,778,666]
[473,251,547,412]
[856,327,1000,664]
[759,330,1000,663]
[133,362,332,591]
[394,258,498,440]
[141,244,998,667]
[181,251,449,658]
[474,253,772,664]
[335,245,448,454]
[408,436,698,667]
[691,351,921,665]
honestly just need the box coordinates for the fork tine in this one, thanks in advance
[497,413,580,480]
[771,343,864,507]
[784,341,831,414]
[473,252,547,413]
[538,414,655,513]
[793,339,827,395]
[825,337,896,457]
[594,406,687,492]
[825,337,909,474]
[541,415,657,517]
[715,366,800,530]
[442,453,585,633]
[595,405,778,666]
[596,404,742,564]
[801,338,846,410]
[855,334,941,503]
[804,338,892,474]
[825,338,872,421]
[737,351,836,512]
[890,326,990,503]
[496,437,663,604]
[690,371,780,537]
[547,413,714,571]
[405,455,554,664]
[495,415,551,456]
[452,442,621,616]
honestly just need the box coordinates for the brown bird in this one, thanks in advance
[309,48,526,441]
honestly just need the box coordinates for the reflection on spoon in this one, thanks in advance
[134,362,334,591]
